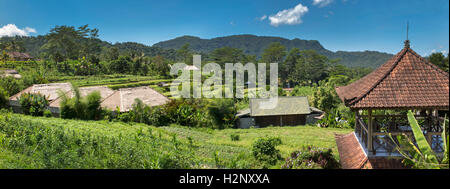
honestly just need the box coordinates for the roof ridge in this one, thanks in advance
[347,48,409,106]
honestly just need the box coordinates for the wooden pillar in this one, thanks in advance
[368,109,374,154]
[355,111,359,136]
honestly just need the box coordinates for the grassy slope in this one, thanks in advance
[0,114,352,168]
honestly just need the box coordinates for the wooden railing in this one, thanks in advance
[355,113,445,155]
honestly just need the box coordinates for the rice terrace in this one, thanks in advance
[0,0,448,176]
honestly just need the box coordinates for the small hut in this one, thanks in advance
[6,52,34,61]
[249,96,312,127]
[335,40,449,161]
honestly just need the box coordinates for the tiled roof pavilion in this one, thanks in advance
[335,40,449,110]
[334,41,448,168]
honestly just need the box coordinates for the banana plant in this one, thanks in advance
[389,110,448,169]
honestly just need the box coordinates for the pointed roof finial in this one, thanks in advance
[404,21,410,48]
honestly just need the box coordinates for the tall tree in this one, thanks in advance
[429,52,449,73]
[261,42,286,63]
[176,43,192,64]
[210,47,244,65]
[282,48,301,86]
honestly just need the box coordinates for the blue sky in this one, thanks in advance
[0,0,448,56]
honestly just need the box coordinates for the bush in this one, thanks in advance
[230,134,240,141]
[208,98,236,129]
[147,106,170,126]
[252,137,282,166]
[0,76,23,96]
[282,146,340,169]
[18,92,49,116]
[59,85,103,120]
[85,91,102,120]
[0,86,8,109]
[317,105,354,129]
[43,109,52,117]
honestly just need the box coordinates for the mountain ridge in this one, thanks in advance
[154,34,393,68]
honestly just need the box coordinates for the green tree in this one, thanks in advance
[210,47,244,65]
[151,55,170,76]
[261,42,286,63]
[104,46,120,61]
[177,43,192,64]
[41,25,99,62]
[282,48,301,86]
[429,52,449,73]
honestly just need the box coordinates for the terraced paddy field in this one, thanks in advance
[0,112,351,169]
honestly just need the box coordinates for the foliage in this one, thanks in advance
[230,134,240,141]
[0,76,23,96]
[207,98,236,129]
[428,52,449,73]
[389,111,449,169]
[317,105,354,129]
[252,137,282,166]
[311,80,341,112]
[153,35,392,68]
[0,86,8,109]
[282,146,340,169]
[59,85,103,120]
[0,111,195,169]
[288,50,330,86]
[43,109,52,117]
[18,92,49,116]
[210,47,245,65]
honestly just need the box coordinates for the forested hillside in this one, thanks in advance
[1,33,393,68]
[154,35,393,68]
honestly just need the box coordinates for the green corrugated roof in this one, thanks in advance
[250,96,311,116]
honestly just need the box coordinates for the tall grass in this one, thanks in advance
[0,110,196,169]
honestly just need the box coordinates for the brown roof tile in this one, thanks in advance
[335,132,410,169]
[335,42,449,109]
[335,132,368,169]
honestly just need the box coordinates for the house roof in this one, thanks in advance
[335,132,409,169]
[335,41,449,110]
[101,86,170,112]
[49,86,115,108]
[7,52,34,59]
[250,96,311,117]
[9,83,72,102]
[0,69,21,78]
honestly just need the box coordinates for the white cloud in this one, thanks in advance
[268,3,309,27]
[260,15,267,21]
[0,24,36,37]
[313,0,334,7]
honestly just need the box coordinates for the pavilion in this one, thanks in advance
[334,40,449,168]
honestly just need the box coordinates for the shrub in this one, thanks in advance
[85,91,102,120]
[230,134,240,141]
[43,109,52,117]
[0,86,8,109]
[18,92,49,116]
[282,146,340,169]
[252,137,282,165]
[317,105,354,129]
[0,76,23,96]
[148,106,170,126]
[208,98,236,129]
[59,85,103,120]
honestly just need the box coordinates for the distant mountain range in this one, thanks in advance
[1,34,393,68]
[154,35,393,68]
